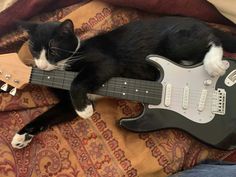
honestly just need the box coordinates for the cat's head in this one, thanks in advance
[19,19,80,71]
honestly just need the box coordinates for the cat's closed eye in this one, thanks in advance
[47,40,59,56]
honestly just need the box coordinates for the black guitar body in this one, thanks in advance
[120,56,236,150]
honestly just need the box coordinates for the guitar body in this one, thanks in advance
[120,55,236,150]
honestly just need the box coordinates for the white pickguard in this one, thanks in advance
[147,56,226,124]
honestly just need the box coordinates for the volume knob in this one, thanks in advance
[204,79,212,86]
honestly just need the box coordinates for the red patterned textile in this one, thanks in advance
[0,0,86,37]
[1,1,236,177]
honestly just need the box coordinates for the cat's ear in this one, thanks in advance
[17,21,38,35]
[58,19,74,37]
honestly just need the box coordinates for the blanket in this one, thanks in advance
[1,1,236,177]
[208,0,236,24]
[101,0,235,26]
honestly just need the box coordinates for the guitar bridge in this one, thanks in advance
[212,88,226,115]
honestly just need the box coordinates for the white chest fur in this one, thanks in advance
[147,56,226,124]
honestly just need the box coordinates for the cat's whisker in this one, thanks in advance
[67,54,85,60]
[66,57,85,63]
[56,59,72,70]
[56,63,71,70]
[52,51,61,57]
[50,47,76,54]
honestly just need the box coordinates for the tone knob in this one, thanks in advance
[204,79,212,86]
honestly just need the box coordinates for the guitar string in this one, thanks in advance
[30,71,217,94]
[31,68,216,93]
[26,78,219,111]
[30,78,218,105]
[30,75,207,98]
[30,76,218,107]
[30,71,162,91]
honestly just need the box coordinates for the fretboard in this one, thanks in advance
[30,68,163,105]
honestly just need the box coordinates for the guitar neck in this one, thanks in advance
[30,68,163,105]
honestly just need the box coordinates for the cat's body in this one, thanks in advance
[11,16,236,149]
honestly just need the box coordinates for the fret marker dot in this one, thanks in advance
[124,82,127,85]
[146,91,149,93]
[47,76,50,79]
[102,84,105,87]
[122,93,126,95]
[135,89,138,92]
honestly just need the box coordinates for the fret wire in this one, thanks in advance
[40,70,43,86]
[62,69,66,89]
[52,70,55,88]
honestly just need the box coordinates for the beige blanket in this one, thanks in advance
[208,0,236,24]
[0,0,18,12]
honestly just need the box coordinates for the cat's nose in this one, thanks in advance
[35,58,48,70]
[34,58,56,71]
[36,63,48,70]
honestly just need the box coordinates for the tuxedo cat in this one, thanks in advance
[11,16,236,149]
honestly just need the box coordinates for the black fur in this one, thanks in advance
[16,16,236,139]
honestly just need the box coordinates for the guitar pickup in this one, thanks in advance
[182,86,189,110]
[164,83,172,107]
[198,89,208,112]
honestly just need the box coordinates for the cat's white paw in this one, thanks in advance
[203,44,229,77]
[76,104,94,119]
[11,133,34,149]
[204,59,229,77]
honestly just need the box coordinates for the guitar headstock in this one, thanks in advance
[0,53,32,95]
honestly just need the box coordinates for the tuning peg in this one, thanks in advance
[9,88,17,96]
[1,83,8,91]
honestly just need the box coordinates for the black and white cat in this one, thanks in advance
[11,16,236,149]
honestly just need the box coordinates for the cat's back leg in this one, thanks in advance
[203,41,229,77]
[162,28,229,76]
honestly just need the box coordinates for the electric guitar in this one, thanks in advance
[1,53,236,150]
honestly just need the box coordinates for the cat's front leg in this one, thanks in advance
[70,81,95,119]
[203,44,229,77]
[11,98,77,149]
[70,63,115,119]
